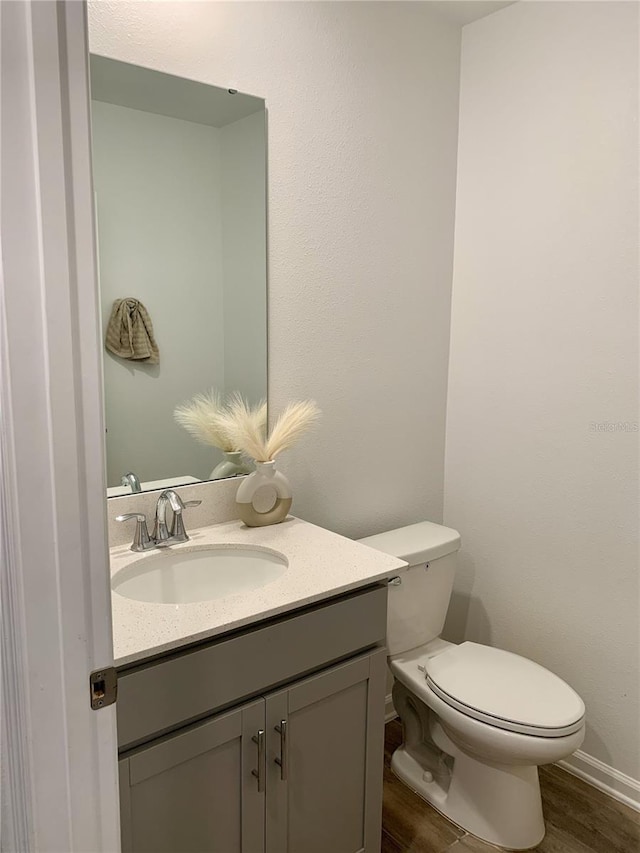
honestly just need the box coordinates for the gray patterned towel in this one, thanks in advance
[105,298,159,364]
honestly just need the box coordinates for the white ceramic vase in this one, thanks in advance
[209,451,253,481]
[235,460,292,527]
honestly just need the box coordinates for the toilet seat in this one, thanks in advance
[424,642,585,737]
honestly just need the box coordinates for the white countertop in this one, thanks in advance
[110,516,406,667]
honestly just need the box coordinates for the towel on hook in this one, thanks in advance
[105,298,160,364]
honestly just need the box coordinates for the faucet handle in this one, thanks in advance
[115,513,153,552]
[169,499,202,541]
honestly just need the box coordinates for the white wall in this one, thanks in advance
[89,0,639,792]
[89,0,462,537]
[92,101,226,484]
[221,110,268,405]
[444,1,639,783]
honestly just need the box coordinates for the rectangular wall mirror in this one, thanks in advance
[89,56,267,497]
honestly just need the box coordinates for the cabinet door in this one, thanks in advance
[119,699,265,853]
[266,648,387,853]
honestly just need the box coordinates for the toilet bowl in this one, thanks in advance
[359,522,585,851]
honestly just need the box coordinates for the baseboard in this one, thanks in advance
[385,693,397,723]
[385,694,639,813]
[558,750,640,813]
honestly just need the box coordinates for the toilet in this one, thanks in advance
[359,521,585,851]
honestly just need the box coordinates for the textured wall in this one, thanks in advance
[444,2,639,779]
[89,0,462,537]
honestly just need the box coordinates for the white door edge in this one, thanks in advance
[0,2,120,850]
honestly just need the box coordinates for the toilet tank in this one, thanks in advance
[358,521,461,655]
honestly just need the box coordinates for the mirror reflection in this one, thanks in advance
[89,57,267,496]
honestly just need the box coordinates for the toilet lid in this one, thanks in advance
[425,642,585,737]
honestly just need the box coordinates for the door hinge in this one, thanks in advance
[90,667,117,709]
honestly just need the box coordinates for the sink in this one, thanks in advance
[112,545,288,604]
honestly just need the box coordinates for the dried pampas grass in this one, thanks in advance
[174,391,318,460]
[219,393,269,460]
[174,391,267,452]
[265,400,320,460]
[227,397,320,462]
[174,391,235,451]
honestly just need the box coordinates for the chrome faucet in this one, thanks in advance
[153,489,201,546]
[116,489,201,552]
[121,471,142,493]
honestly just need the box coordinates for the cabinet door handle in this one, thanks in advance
[274,719,288,781]
[251,730,265,792]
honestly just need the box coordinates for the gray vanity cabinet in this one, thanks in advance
[116,585,388,853]
[266,650,386,853]
[119,699,265,853]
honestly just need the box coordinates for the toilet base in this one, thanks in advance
[391,743,545,851]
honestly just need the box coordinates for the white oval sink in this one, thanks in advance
[112,545,288,604]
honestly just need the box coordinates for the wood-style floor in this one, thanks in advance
[382,720,640,853]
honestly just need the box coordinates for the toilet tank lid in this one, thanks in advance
[358,521,461,565]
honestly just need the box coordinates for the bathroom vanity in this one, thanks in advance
[110,516,405,853]
[91,52,406,850]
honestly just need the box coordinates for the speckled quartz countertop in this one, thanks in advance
[110,516,407,667]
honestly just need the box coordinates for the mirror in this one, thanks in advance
[89,57,267,497]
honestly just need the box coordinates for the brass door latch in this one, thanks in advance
[90,667,117,709]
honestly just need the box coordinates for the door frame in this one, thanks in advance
[0,1,120,850]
